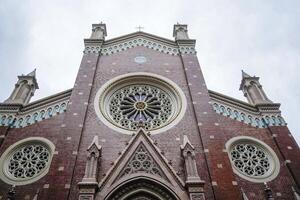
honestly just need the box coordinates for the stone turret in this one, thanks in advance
[173,23,189,40]
[89,22,107,40]
[239,71,272,105]
[4,69,39,105]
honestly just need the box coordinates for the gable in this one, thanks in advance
[97,128,187,199]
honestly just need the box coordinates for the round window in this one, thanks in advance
[226,136,280,183]
[0,137,55,185]
[94,72,187,134]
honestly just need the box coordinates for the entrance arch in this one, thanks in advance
[105,176,179,200]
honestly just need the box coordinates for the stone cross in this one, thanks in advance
[135,26,144,32]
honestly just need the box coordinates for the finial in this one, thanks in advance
[27,68,36,77]
[241,70,251,78]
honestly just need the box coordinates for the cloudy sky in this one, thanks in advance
[0,0,299,144]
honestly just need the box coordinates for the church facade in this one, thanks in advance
[0,23,299,200]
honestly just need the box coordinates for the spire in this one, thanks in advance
[4,69,39,105]
[27,68,36,77]
[87,135,102,152]
[181,135,195,150]
[239,70,272,105]
[241,70,251,78]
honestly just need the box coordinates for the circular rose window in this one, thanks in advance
[226,136,280,183]
[94,72,187,134]
[0,137,55,185]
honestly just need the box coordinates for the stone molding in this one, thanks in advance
[0,89,71,128]
[208,90,286,128]
[84,32,196,56]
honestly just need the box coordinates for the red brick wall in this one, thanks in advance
[0,114,71,199]
[1,45,299,200]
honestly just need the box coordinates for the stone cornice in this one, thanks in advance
[208,90,286,128]
[208,90,258,113]
[0,89,72,128]
[22,89,72,112]
[84,31,197,56]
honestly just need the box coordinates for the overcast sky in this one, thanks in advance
[0,0,299,144]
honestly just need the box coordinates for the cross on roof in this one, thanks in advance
[135,26,144,32]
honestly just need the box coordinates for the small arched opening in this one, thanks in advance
[105,177,179,200]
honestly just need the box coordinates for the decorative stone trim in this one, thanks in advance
[0,100,68,128]
[0,89,71,128]
[208,89,286,128]
[0,137,55,185]
[211,101,286,128]
[84,36,196,56]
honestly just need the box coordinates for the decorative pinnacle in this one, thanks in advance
[241,70,251,78]
[27,68,36,77]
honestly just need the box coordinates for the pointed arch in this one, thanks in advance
[104,176,180,200]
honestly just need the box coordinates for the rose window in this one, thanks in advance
[0,137,54,185]
[230,143,271,177]
[108,84,173,131]
[95,73,187,134]
[6,144,50,180]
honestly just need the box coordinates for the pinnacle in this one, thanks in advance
[241,70,251,78]
[27,68,36,77]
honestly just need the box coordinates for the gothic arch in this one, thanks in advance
[104,176,180,200]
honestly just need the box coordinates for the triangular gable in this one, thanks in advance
[98,128,186,198]
[99,31,196,56]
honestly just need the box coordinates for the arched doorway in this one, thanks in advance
[105,177,179,200]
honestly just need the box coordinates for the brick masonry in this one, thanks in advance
[0,43,299,200]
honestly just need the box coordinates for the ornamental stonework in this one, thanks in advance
[119,144,164,178]
[108,84,172,131]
